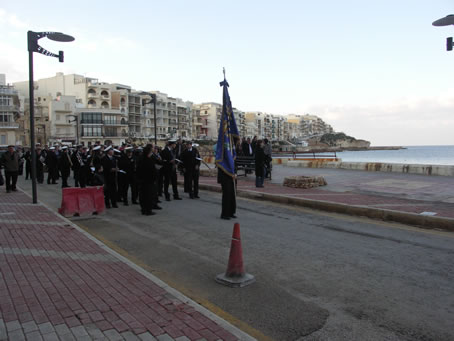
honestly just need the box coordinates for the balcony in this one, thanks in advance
[0,122,20,128]
[0,105,20,112]
[104,120,128,126]
[80,120,103,125]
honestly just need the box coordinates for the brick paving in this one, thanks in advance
[0,191,245,341]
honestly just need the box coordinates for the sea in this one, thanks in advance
[331,145,454,166]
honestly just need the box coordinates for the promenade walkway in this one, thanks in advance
[198,164,454,230]
[0,190,253,341]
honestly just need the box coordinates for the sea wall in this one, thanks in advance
[275,158,454,177]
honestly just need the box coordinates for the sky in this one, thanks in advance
[1,0,454,146]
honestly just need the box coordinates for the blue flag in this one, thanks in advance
[215,77,239,177]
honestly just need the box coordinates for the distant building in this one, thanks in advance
[0,74,22,146]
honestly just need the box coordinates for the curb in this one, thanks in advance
[193,182,454,232]
[17,186,257,341]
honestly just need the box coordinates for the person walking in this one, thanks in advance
[1,145,20,193]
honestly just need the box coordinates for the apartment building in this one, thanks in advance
[176,99,193,140]
[0,74,22,146]
[191,102,222,139]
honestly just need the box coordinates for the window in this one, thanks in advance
[82,126,102,136]
[0,96,11,106]
[0,113,13,123]
[0,135,6,144]
[81,112,102,124]
[104,127,117,136]
[56,114,61,121]
[104,115,116,125]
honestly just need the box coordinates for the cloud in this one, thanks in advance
[0,8,28,29]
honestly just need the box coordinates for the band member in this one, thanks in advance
[118,146,138,205]
[218,168,237,220]
[36,146,45,184]
[71,145,84,187]
[137,145,157,215]
[181,141,201,199]
[46,146,59,184]
[58,146,72,188]
[101,146,118,208]
[150,145,163,209]
[160,140,182,201]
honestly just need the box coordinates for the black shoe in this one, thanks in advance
[194,195,200,199]
[145,211,156,216]
[157,200,162,203]
[106,205,111,209]
[165,197,171,202]
[174,196,182,200]
[230,215,237,218]
[152,205,162,210]
[12,188,17,192]
[123,202,129,206]
[112,204,118,208]
[220,215,230,220]
[6,190,11,193]
[132,201,139,205]
[189,195,194,199]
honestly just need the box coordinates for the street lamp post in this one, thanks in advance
[144,93,157,145]
[432,15,454,51]
[68,115,79,146]
[28,31,74,203]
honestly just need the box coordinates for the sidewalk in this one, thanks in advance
[198,165,454,231]
[0,190,254,341]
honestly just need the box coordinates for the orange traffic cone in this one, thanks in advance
[216,223,255,287]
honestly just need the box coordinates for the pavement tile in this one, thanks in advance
[96,320,114,332]
[7,328,26,341]
[163,325,185,339]
[104,328,124,341]
[138,332,158,341]
[111,319,130,333]
[175,337,191,341]
[156,334,175,341]
[38,321,55,334]
[54,323,71,336]
[70,325,89,337]
[25,330,43,341]
[5,319,21,332]
[121,331,141,340]
[42,332,60,341]
[197,329,220,341]
[22,320,39,333]
[180,327,202,341]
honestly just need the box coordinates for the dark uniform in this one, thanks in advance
[46,149,59,184]
[160,142,182,201]
[181,143,200,199]
[101,149,118,208]
[58,148,72,188]
[117,150,138,205]
[137,146,157,215]
[218,169,236,220]
[71,148,84,187]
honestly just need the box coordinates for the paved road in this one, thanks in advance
[17,177,454,341]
